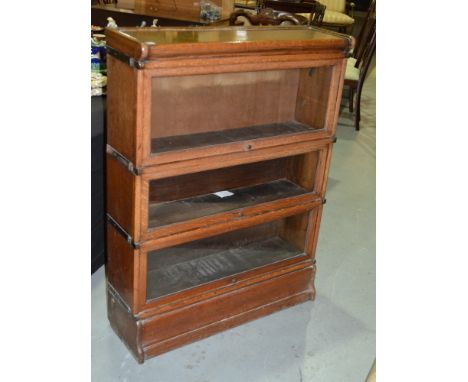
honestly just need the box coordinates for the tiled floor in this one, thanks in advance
[92,66,376,381]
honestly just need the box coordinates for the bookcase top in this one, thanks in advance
[105,26,353,63]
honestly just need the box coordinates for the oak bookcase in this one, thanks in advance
[105,26,352,363]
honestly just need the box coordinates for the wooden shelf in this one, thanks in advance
[151,121,315,154]
[147,236,303,300]
[148,179,307,228]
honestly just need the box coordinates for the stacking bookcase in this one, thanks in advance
[105,26,352,363]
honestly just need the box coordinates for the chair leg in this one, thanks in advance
[355,83,363,131]
[355,102,360,130]
[349,87,354,113]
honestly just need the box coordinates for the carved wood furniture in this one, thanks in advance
[292,0,354,32]
[105,26,352,363]
[229,8,307,25]
[259,0,326,26]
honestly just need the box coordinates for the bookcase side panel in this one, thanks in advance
[106,154,139,240]
[106,56,139,165]
[107,288,144,363]
[106,224,138,309]
[326,59,347,135]
[305,204,324,259]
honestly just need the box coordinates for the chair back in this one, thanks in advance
[354,0,376,66]
[356,18,375,83]
[229,8,307,25]
[258,0,326,26]
[319,0,345,13]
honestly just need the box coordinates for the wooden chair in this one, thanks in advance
[278,0,352,32]
[345,0,375,122]
[259,0,326,26]
[229,8,307,25]
[352,0,376,65]
[344,17,375,130]
[319,0,355,33]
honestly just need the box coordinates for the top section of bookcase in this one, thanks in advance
[105,26,353,64]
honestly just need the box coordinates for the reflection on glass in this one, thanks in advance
[235,29,248,41]
[146,213,309,300]
[150,67,333,154]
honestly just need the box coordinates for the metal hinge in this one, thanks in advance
[106,145,142,175]
[332,136,337,143]
[107,214,140,249]
[106,46,145,69]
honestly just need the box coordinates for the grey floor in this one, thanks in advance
[92,67,376,382]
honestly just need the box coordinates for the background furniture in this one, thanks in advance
[105,25,351,363]
[344,20,375,130]
[93,0,118,4]
[344,0,375,130]
[352,0,375,63]
[354,0,371,11]
[229,0,325,26]
[260,0,326,26]
[91,96,106,274]
[92,0,235,27]
[92,4,210,26]
[316,0,354,32]
[229,8,307,25]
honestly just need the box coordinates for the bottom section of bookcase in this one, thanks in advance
[107,265,315,363]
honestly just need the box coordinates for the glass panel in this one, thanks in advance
[146,212,310,300]
[150,67,332,154]
[148,152,319,228]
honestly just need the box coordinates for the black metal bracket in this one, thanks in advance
[322,198,327,205]
[107,214,140,249]
[332,136,338,143]
[106,46,145,69]
[106,145,142,175]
